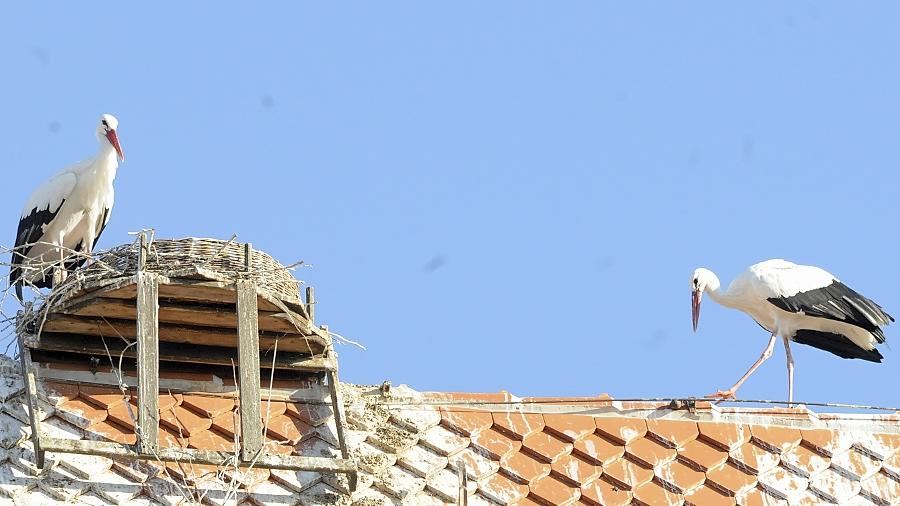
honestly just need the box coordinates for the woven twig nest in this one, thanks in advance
[79,237,302,304]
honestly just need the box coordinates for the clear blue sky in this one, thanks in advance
[2,3,899,409]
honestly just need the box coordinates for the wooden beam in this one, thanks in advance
[27,333,334,371]
[236,277,262,461]
[39,437,356,473]
[59,298,307,335]
[321,325,356,491]
[104,281,293,313]
[17,331,45,469]
[136,270,159,451]
[37,314,326,355]
[306,287,315,325]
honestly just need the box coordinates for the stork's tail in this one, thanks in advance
[793,330,884,363]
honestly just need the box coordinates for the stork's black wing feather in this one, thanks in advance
[767,281,893,343]
[10,202,67,299]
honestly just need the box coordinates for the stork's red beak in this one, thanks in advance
[106,129,124,161]
[692,290,702,332]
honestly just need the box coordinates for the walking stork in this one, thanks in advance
[691,259,891,403]
[10,114,124,300]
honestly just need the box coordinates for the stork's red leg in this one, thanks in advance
[706,332,777,400]
[783,336,794,407]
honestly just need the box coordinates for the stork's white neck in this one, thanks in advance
[96,142,120,175]
[700,271,743,309]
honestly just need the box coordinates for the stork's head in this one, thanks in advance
[690,268,719,332]
[96,114,124,162]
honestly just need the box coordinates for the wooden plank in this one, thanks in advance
[60,298,307,335]
[237,278,262,461]
[17,332,45,469]
[28,333,334,371]
[104,281,291,313]
[38,314,326,355]
[321,326,355,490]
[40,437,357,473]
[136,271,159,451]
[306,287,315,325]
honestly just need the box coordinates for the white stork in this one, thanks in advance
[691,259,892,404]
[10,114,124,300]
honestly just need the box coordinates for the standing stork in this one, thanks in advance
[691,259,891,403]
[10,114,124,300]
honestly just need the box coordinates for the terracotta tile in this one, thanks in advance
[729,442,780,475]
[749,425,801,454]
[580,476,632,506]
[678,439,728,472]
[627,437,677,469]
[781,443,830,478]
[263,435,294,456]
[602,458,654,490]
[859,470,900,501]
[502,451,551,484]
[157,393,182,413]
[855,432,900,461]
[656,459,705,494]
[492,411,544,441]
[157,425,188,448]
[260,399,287,419]
[43,381,79,403]
[632,479,682,506]
[478,470,530,504]
[181,395,235,419]
[573,433,624,466]
[440,408,493,437]
[757,466,809,502]
[265,413,311,445]
[883,449,900,480]
[550,454,600,487]
[398,444,448,478]
[211,410,239,437]
[284,403,330,426]
[472,426,522,461]
[159,404,212,437]
[450,447,501,481]
[684,485,736,506]
[522,431,572,464]
[517,495,545,506]
[105,400,138,428]
[807,467,861,504]
[595,417,647,445]
[529,474,579,505]
[419,424,469,457]
[831,447,881,481]
[429,391,515,403]
[91,421,137,445]
[79,385,126,410]
[188,428,236,452]
[58,397,108,427]
[800,428,851,457]
[698,422,748,452]
[542,414,596,443]
[647,419,699,450]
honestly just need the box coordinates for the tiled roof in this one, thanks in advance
[1,355,899,505]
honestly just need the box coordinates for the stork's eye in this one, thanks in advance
[693,279,699,287]
[101,120,108,127]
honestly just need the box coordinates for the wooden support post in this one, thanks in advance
[457,461,468,505]
[306,286,315,325]
[18,329,44,469]
[136,233,159,452]
[237,243,262,461]
[322,325,356,491]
